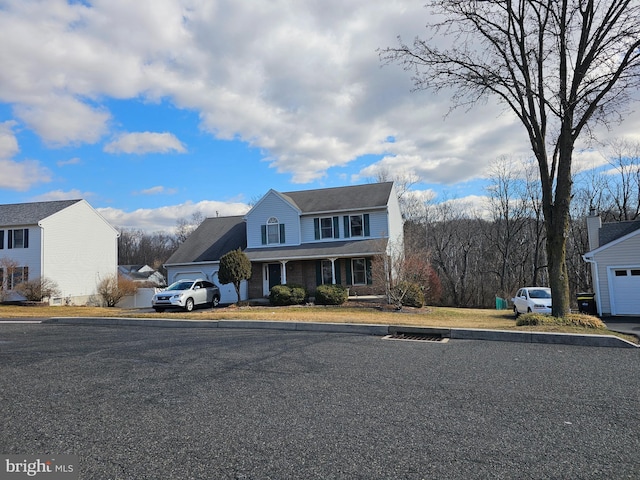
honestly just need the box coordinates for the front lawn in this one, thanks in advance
[1,302,636,344]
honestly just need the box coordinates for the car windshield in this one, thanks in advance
[529,289,551,299]
[165,281,194,291]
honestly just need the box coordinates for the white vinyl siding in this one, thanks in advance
[39,200,118,301]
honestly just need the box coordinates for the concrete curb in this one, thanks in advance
[40,317,639,348]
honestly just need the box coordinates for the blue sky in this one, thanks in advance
[1,0,638,232]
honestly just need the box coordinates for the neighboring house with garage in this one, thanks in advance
[164,182,404,303]
[0,199,119,304]
[583,213,640,316]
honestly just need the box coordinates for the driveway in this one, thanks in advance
[602,316,640,339]
[0,324,638,479]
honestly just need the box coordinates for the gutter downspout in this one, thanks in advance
[582,254,602,317]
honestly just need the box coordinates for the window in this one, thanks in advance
[0,230,4,249]
[314,216,339,240]
[352,258,367,285]
[267,217,280,244]
[261,217,285,245]
[343,214,370,238]
[615,270,628,276]
[8,229,29,249]
[1,266,28,290]
[321,260,333,285]
[320,218,334,239]
[350,215,363,237]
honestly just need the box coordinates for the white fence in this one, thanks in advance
[116,287,159,309]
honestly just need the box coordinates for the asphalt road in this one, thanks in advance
[0,324,638,479]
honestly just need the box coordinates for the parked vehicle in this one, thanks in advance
[512,287,552,317]
[152,279,220,312]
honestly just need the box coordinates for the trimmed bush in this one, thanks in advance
[516,312,606,329]
[269,284,307,306]
[391,281,425,308]
[314,284,348,305]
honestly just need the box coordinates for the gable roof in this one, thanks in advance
[165,215,247,265]
[599,219,640,246]
[0,199,83,226]
[585,219,640,256]
[280,182,394,214]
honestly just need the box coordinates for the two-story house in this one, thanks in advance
[164,182,403,303]
[0,199,119,304]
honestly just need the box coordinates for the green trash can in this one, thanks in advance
[576,293,597,315]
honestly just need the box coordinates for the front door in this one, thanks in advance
[268,263,282,290]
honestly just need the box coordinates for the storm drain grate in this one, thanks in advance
[383,333,449,343]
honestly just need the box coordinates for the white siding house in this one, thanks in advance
[583,214,640,316]
[0,199,119,304]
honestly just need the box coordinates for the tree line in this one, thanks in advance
[400,145,640,309]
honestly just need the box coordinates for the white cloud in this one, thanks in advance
[30,189,92,202]
[97,199,251,232]
[57,157,82,167]
[137,186,178,195]
[0,159,52,191]
[0,0,639,189]
[0,121,20,158]
[104,132,187,154]
[0,121,51,191]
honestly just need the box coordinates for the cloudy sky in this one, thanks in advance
[1,0,638,232]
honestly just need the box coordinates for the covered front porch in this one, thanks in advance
[244,239,387,299]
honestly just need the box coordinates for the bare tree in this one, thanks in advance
[174,210,205,246]
[601,139,640,221]
[382,0,640,316]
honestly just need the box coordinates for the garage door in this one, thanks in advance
[611,268,640,315]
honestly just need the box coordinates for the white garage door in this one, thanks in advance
[611,268,640,315]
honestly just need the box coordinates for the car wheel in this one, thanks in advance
[154,308,164,313]
[211,296,220,308]
[514,307,519,318]
[184,298,195,312]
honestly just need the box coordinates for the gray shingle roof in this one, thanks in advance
[599,220,640,246]
[244,238,387,262]
[0,199,82,226]
[281,182,393,213]
[165,216,247,264]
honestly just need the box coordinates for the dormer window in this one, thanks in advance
[261,217,285,245]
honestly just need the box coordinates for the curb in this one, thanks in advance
[41,317,639,349]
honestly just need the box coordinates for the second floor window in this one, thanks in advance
[8,229,29,249]
[343,214,370,238]
[261,217,286,245]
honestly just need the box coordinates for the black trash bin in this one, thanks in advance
[576,293,597,315]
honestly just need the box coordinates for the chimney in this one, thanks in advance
[586,211,601,251]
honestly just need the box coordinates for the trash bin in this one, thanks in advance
[576,293,597,315]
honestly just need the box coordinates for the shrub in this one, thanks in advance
[14,277,61,302]
[97,274,139,307]
[516,312,606,329]
[219,249,252,304]
[314,284,348,305]
[269,284,307,306]
[391,281,425,308]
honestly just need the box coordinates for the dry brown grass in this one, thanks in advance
[1,303,637,344]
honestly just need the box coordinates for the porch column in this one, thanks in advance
[329,258,337,284]
[280,260,289,284]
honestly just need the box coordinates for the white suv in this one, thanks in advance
[152,279,220,312]
[512,287,552,317]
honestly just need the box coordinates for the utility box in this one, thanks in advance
[577,293,597,315]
